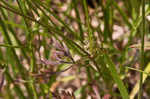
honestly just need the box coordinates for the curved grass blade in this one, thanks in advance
[104,54,129,99]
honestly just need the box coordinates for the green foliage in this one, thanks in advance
[0,0,150,99]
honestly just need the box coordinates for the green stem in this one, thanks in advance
[0,1,102,76]
[82,0,95,53]
[16,0,37,98]
[138,0,145,99]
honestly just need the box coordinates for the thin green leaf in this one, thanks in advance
[104,54,129,99]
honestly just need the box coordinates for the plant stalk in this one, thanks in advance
[138,0,145,98]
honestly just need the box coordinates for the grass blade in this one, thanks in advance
[138,0,145,98]
[104,54,129,99]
